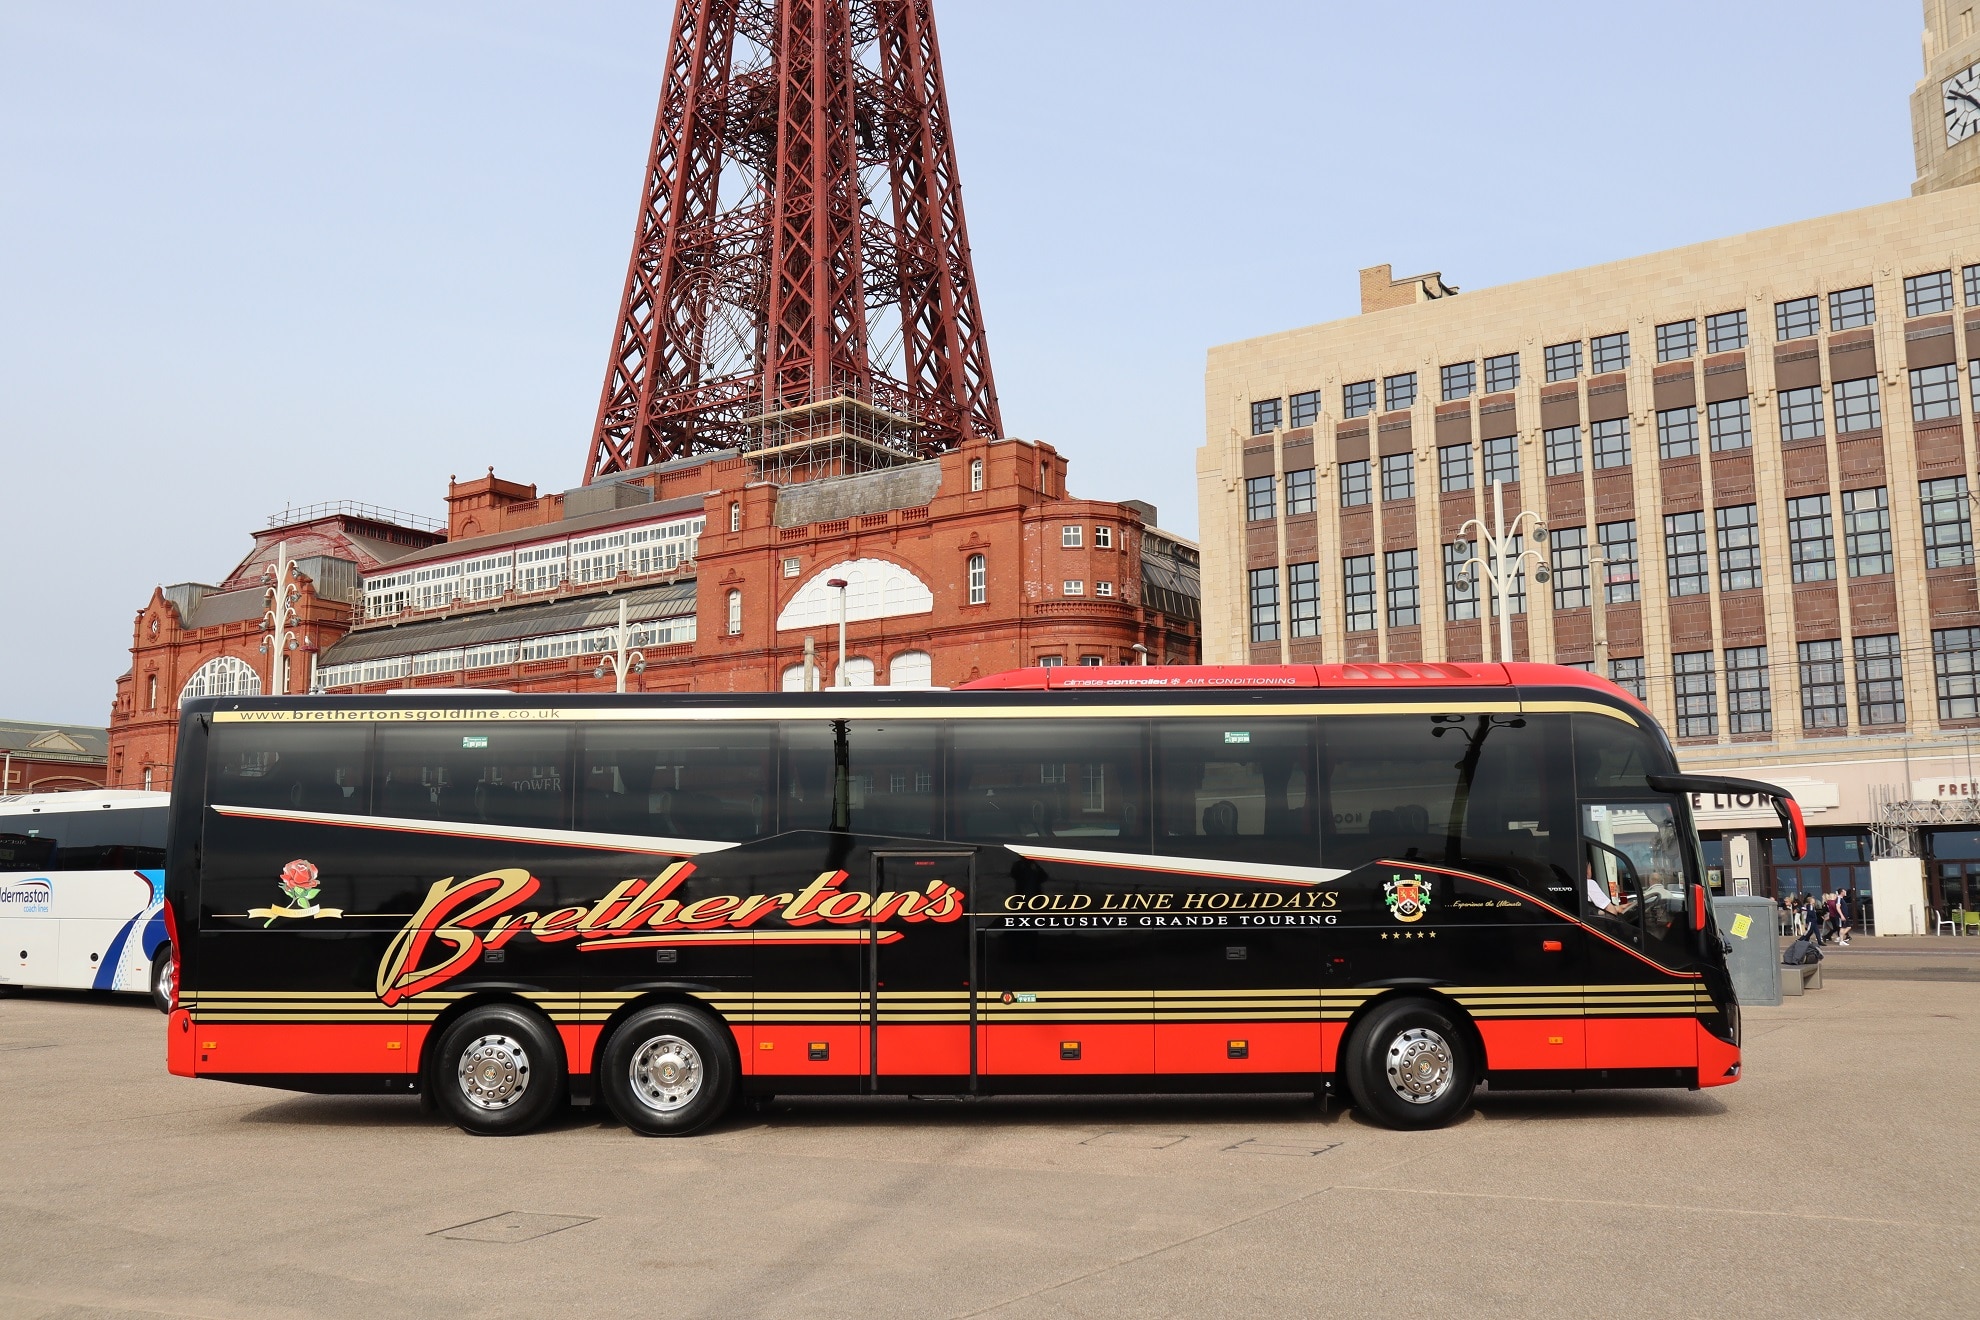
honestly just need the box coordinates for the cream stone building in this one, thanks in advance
[1197,3,1980,924]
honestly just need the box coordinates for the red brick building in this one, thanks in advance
[107,437,1198,789]
[0,720,110,793]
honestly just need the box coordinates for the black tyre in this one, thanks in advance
[431,1004,566,1136]
[1342,997,1477,1130]
[149,943,174,1015]
[599,1004,736,1136]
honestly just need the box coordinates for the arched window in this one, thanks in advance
[888,651,933,689]
[781,662,809,691]
[180,655,261,705]
[727,589,743,635]
[968,554,987,605]
[838,656,875,688]
[146,675,158,709]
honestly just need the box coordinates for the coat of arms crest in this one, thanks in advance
[1383,872,1432,923]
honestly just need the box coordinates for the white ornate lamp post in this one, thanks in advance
[1453,481,1550,663]
[592,597,647,694]
[827,577,849,687]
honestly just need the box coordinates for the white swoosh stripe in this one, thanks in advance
[1004,844,1344,888]
[209,803,736,857]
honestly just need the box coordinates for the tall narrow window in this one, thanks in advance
[1673,652,1718,738]
[1288,561,1321,638]
[1343,555,1377,632]
[1967,263,1980,307]
[1590,331,1630,375]
[1786,494,1835,582]
[1339,460,1371,508]
[1590,417,1631,469]
[1611,657,1646,700]
[1248,567,1280,642]
[970,458,984,491]
[1598,520,1639,603]
[1482,435,1519,485]
[1666,512,1709,597]
[1343,381,1376,418]
[146,675,158,709]
[1799,640,1846,730]
[1922,477,1975,566]
[1726,646,1772,734]
[1934,627,1980,720]
[1381,452,1414,501]
[1383,373,1417,412]
[1444,543,1478,621]
[968,554,986,605]
[1484,352,1520,393]
[1244,476,1275,522]
[1285,468,1315,515]
[1441,362,1476,401]
[729,501,741,532]
[1550,525,1590,609]
[1656,320,1697,362]
[1656,407,1698,460]
[1707,396,1752,451]
[726,588,742,635]
[1715,504,1762,591]
[1833,377,1882,433]
[1778,386,1826,442]
[1544,425,1582,475]
[1438,444,1473,492]
[1251,399,1282,435]
[1705,310,1749,353]
[1855,634,1905,726]
[1829,285,1875,330]
[1290,389,1322,428]
[1911,363,1962,421]
[1385,549,1420,628]
[1844,487,1893,576]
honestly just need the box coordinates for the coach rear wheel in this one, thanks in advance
[149,943,174,1015]
[432,1005,565,1136]
[1343,997,1477,1130]
[600,1005,735,1136]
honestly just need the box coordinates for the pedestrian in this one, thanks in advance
[1833,889,1851,947]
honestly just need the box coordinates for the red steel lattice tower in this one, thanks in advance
[583,0,1003,481]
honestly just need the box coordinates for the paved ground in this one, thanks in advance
[3,958,1975,1320]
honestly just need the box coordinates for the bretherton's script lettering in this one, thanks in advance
[375,865,962,1004]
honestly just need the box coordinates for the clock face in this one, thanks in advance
[1945,61,1980,147]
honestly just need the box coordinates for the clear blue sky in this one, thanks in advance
[0,1,1921,724]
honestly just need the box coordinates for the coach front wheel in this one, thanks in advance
[149,943,174,1014]
[1343,997,1477,1130]
[600,1005,736,1136]
[431,1005,566,1136]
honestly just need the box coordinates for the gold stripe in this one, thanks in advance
[215,699,1546,726]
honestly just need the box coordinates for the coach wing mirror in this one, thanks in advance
[1646,772,1807,861]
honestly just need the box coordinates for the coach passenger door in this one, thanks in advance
[869,852,974,1088]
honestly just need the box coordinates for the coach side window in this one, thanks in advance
[582,723,775,843]
[1153,718,1316,866]
[779,721,942,839]
[376,726,569,830]
[207,725,369,815]
[950,720,1147,851]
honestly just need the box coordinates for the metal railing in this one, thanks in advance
[268,500,444,534]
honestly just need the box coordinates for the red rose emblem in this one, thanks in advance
[279,859,320,900]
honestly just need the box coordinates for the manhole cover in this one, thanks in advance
[1223,1138,1340,1157]
[432,1212,595,1243]
[1080,1131,1188,1149]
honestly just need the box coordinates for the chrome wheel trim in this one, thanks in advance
[1384,1026,1455,1105]
[457,1033,531,1110]
[156,952,174,1002]
[628,1034,703,1114]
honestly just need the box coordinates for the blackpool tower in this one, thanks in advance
[582,0,1003,483]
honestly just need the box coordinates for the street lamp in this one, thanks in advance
[1130,643,1151,666]
[827,578,849,687]
[258,540,308,696]
[1453,481,1549,664]
[591,597,647,694]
